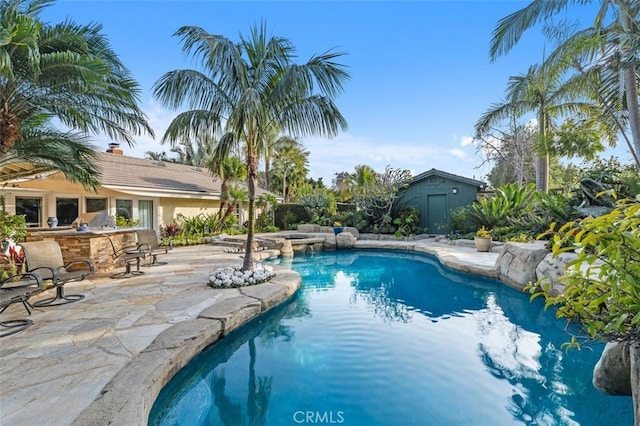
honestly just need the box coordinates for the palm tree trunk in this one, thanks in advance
[624,66,640,171]
[218,182,228,220]
[264,153,271,192]
[537,109,549,192]
[242,153,257,271]
[619,4,640,170]
[282,173,287,202]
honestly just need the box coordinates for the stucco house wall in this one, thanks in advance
[1,149,269,232]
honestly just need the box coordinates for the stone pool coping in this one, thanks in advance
[0,239,499,426]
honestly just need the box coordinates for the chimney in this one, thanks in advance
[106,142,123,155]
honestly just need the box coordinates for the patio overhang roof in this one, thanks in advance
[101,185,222,200]
[0,162,56,184]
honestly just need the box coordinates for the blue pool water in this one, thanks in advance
[149,250,633,425]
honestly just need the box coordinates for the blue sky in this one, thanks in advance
[41,0,629,185]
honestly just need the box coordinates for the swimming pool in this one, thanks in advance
[149,250,633,425]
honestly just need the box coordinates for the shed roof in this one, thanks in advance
[410,168,486,188]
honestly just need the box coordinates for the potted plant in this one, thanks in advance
[474,226,492,252]
[333,221,344,235]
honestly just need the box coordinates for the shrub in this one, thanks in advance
[116,215,139,227]
[449,206,475,234]
[393,207,421,237]
[528,197,640,348]
[274,204,312,229]
[0,211,27,241]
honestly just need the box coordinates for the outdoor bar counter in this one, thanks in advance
[26,227,141,273]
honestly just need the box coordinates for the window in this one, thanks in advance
[86,198,107,213]
[138,200,153,229]
[116,199,133,220]
[16,197,42,227]
[56,198,79,225]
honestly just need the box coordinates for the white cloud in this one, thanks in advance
[302,132,483,185]
[449,148,470,161]
[110,103,489,186]
[460,135,475,147]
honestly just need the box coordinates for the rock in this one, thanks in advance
[593,341,632,396]
[630,344,640,423]
[535,251,579,295]
[297,224,320,233]
[495,241,549,291]
[343,226,359,239]
[336,232,356,249]
[256,238,293,257]
[323,235,337,251]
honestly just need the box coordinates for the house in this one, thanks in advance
[0,146,271,232]
[397,168,486,234]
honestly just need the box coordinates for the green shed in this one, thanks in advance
[397,168,486,234]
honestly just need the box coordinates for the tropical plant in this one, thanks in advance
[468,196,510,229]
[0,210,26,241]
[261,127,299,192]
[215,185,248,232]
[255,193,278,229]
[352,166,411,227]
[475,63,604,193]
[294,183,336,221]
[0,0,153,189]
[529,197,640,348]
[207,156,246,227]
[115,215,139,227]
[490,0,640,170]
[393,207,421,238]
[349,164,377,190]
[469,183,537,230]
[448,205,476,235]
[270,139,309,202]
[170,136,216,169]
[153,22,349,271]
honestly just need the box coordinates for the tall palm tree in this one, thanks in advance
[348,164,377,194]
[153,22,349,270]
[262,130,298,192]
[475,64,603,192]
[207,156,246,228]
[0,0,153,189]
[490,0,640,170]
[169,135,216,168]
[271,141,309,202]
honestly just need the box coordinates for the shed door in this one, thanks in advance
[427,194,448,234]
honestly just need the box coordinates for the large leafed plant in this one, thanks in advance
[530,197,640,348]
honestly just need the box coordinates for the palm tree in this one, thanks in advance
[490,0,640,170]
[271,140,309,202]
[260,126,298,192]
[0,0,153,189]
[170,135,216,169]
[207,156,246,230]
[475,64,602,192]
[348,164,377,194]
[153,22,349,270]
[144,151,166,161]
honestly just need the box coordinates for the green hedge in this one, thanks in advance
[275,203,312,230]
